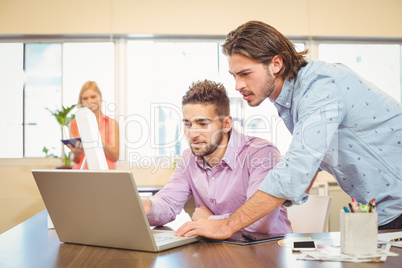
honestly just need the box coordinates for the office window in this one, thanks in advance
[62,42,115,109]
[1,38,401,162]
[125,41,305,161]
[57,42,115,160]
[0,42,114,158]
[126,41,220,161]
[319,44,401,102]
[0,43,63,158]
[0,43,24,157]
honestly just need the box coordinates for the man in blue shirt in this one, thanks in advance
[177,21,402,239]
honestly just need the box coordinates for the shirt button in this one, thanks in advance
[212,177,215,181]
[286,102,290,106]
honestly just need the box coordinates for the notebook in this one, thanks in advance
[206,231,284,245]
[31,169,200,252]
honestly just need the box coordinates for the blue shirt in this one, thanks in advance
[258,60,402,225]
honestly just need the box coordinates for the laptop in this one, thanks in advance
[31,169,200,252]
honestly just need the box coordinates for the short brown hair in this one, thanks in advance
[182,80,230,117]
[222,21,308,81]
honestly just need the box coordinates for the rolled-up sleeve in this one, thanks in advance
[210,142,292,233]
[147,157,192,226]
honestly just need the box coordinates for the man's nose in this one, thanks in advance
[189,130,201,140]
[234,77,245,92]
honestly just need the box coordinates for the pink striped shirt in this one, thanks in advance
[148,130,292,234]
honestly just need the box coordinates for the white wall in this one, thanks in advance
[0,0,401,38]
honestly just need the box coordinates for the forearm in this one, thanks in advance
[175,190,286,239]
[147,195,183,226]
[147,172,192,226]
[305,171,319,194]
[103,120,119,162]
[226,190,285,234]
[72,152,82,163]
[103,145,119,162]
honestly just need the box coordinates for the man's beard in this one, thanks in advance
[190,130,223,157]
[248,69,276,107]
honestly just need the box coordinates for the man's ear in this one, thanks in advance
[224,115,233,133]
[271,55,283,75]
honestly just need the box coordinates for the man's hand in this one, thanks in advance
[175,218,233,240]
[192,206,213,221]
[141,198,152,215]
[175,190,285,239]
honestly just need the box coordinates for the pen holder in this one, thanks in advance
[340,210,378,255]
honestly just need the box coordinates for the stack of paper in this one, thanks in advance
[296,244,397,263]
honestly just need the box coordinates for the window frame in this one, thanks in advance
[0,35,401,162]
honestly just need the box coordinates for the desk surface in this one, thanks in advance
[0,210,401,268]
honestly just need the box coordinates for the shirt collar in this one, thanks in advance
[272,79,294,109]
[274,60,313,108]
[221,128,237,170]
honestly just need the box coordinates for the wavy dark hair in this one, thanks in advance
[182,80,230,117]
[222,21,308,81]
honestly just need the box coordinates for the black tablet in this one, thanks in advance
[61,137,81,147]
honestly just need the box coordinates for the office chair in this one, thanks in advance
[287,195,332,233]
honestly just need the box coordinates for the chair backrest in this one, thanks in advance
[287,195,332,233]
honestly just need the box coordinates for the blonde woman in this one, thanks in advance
[67,81,119,169]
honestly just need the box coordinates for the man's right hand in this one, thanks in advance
[141,198,152,215]
[176,190,285,239]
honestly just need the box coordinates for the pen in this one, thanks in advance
[343,206,350,213]
[369,198,376,212]
[351,198,359,213]
[391,237,402,242]
[348,203,354,213]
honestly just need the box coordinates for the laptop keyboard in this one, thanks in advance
[154,234,176,243]
[152,230,189,246]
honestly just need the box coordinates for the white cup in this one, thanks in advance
[340,210,378,255]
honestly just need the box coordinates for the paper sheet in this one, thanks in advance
[378,231,402,248]
[296,244,398,263]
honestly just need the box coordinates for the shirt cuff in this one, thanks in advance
[208,214,230,220]
[147,196,162,223]
[282,193,309,207]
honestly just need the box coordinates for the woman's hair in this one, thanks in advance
[222,20,308,81]
[182,80,230,117]
[77,81,103,106]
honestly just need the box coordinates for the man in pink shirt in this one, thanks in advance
[142,80,292,234]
